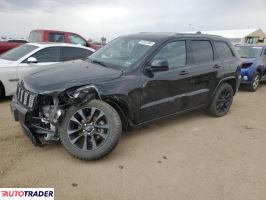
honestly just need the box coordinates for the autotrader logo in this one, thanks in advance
[0,188,54,200]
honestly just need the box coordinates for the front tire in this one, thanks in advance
[246,72,260,92]
[59,100,122,160]
[208,83,234,117]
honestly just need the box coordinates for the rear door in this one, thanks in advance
[183,39,224,108]
[17,47,61,79]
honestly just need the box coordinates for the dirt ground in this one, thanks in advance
[0,85,266,200]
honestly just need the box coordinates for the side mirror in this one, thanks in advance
[149,60,169,72]
[26,57,38,64]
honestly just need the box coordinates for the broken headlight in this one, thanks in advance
[67,85,94,99]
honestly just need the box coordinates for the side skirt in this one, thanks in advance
[132,104,206,129]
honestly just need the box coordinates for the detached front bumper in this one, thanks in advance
[10,97,42,146]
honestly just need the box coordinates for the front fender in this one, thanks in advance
[69,85,102,106]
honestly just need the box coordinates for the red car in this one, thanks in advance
[29,29,101,50]
[0,40,27,54]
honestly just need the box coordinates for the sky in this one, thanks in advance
[0,0,266,41]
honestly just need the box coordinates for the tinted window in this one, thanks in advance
[69,34,87,46]
[30,47,60,62]
[191,40,213,64]
[49,33,65,43]
[214,41,234,59]
[0,44,38,61]
[153,41,186,69]
[61,47,93,61]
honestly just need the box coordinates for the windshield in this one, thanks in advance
[0,44,38,61]
[235,46,263,58]
[88,37,156,69]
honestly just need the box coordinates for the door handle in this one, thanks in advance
[213,64,222,68]
[179,70,189,75]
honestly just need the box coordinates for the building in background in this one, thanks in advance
[184,28,266,44]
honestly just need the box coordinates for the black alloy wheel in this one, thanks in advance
[208,83,234,117]
[67,107,110,151]
[59,100,122,160]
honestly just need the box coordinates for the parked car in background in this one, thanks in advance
[29,30,102,50]
[0,39,28,54]
[235,44,266,91]
[0,43,95,97]
[11,33,241,160]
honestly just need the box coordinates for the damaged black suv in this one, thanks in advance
[11,33,241,160]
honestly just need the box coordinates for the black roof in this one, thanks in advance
[122,32,224,42]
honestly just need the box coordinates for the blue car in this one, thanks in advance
[235,44,266,91]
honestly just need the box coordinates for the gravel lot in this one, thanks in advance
[0,85,266,200]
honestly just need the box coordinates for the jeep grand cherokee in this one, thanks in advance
[11,33,241,160]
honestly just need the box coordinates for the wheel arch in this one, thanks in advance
[104,98,131,132]
[73,86,131,131]
[0,81,6,97]
[223,78,237,94]
[256,67,263,77]
[207,76,237,106]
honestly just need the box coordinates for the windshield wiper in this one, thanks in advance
[90,59,108,67]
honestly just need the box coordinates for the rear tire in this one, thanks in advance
[207,83,234,117]
[59,100,122,160]
[246,72,260,92]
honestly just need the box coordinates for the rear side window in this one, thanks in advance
[214,41,234,59]
[0,44,38,61]
[191,40,214,64]
[49,33,65,43]
[61,47,93,61]
[31,47,60,62]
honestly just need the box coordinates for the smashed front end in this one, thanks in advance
[10,81,97,146]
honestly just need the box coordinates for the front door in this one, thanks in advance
[140,40,192,122]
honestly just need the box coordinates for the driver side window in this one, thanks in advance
[153,41,186,69]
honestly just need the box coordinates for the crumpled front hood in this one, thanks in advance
[23,59,122,94]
